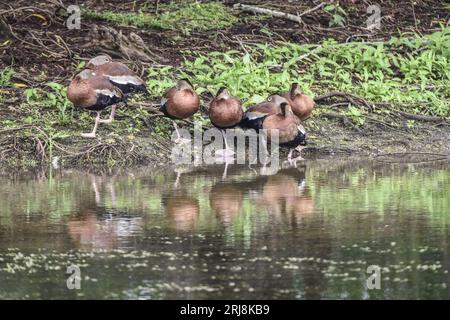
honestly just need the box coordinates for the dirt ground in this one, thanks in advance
[0,0,449,169]
[1,0,448,79]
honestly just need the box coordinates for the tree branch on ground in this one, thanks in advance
[233,3,325,24]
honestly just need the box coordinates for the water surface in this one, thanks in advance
[0,159,449,299]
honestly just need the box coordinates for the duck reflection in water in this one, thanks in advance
[261,166,314,221]
[225,164,314,223]
[67,174,143,249]
[206,163,314,226]
[89,174,117,207]
[209,183,243,226]
[162,192,199,231]
[68,208,144,250]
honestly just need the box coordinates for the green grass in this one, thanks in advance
[0,67,14,105]
[24,82,73,124]
[83,2,238,33]
[324,3,347,27]
[0,67,14,88]
[145,27,449,116]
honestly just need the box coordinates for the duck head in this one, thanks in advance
[288,83,315,117]
[267,94,289,105]
[215,87,231,99]
[176,79,194,91]
[87,55,113,69]
[289,83,302,98]
[279,101,294,117]
[74,69,96,81]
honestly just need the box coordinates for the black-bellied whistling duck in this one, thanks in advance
[87,55,147,124]
[208,87,243,157]
[209,87,243,129]
[67,69,124,138]
[240,95,307,163]
[282,83,315,121]
[239,94,286,131]
[87,55,147,95]
[160,79,200,142]
[263,101,307,163]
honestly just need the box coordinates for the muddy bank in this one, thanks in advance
[1,112,448,170]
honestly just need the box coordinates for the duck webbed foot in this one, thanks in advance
[81,112,101,138]
[213,129,237,162]
[99,105,116,124]
[80,132,97,138]
[286,147,306,167]
[172,121,192,145]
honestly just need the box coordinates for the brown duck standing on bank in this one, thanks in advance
[239,95,307,163]
[67,69,124,138]
[208,87,243,157]
[239,94,287,131]
[86,55,147,124]
[263,100,307,163]
[160,79,200,142]
[282,83,315,121]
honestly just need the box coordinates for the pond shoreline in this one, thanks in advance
[1,115,449,171]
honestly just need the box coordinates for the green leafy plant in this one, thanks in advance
[73,60,86,71]
[163,27,449,117]
[24,82,73,123]
[323,4,347,27]
[406,120,415,128]
[0,67,14,87]
[23,87,40,103]
[146,66,175,98]
[346,106,365,126]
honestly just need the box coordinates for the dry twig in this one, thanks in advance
[233,3,325,24]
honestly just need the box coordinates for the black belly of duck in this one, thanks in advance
[280,130,307,148]
[212,122,241,130]
[238,116,267,131]
[160,103,179,120]
[85,93,123,111]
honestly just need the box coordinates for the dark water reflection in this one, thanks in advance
[0,159,449,299]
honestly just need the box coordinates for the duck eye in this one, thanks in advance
[267,97,272,102]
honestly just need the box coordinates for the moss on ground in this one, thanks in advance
[83,2,238,32]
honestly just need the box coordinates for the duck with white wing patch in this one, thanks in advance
[67,69,125,138]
